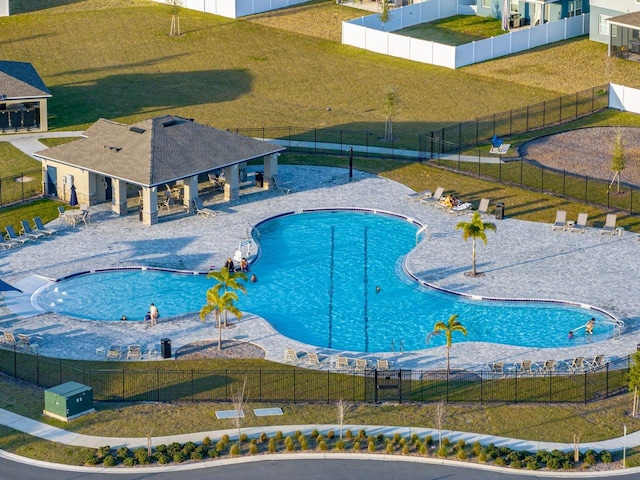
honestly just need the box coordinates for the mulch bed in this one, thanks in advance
[519,127,640,187]
[175,339,265,360]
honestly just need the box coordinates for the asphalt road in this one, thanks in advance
[1,456,638,480]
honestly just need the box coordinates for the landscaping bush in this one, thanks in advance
[155,444,167,454]
[316,435,324,443]
[294,430,302,438]
[376,433,384,443]
[402,445,410,455]
[335,440,345,451]
[494,456,506,467]
[601,450,613,463]
[442,437,450,447]
[285,436,294,446]
[327,430,335,440]
[216,440,226,452]
[182,441,196,455]
[456,439,465,450]
[157,454,170,464]
[457,449,467,460]
[230,444,240,456]
[222,434,230,444]
[392,433,401,444]
[319,440,328,451]
[367,436,375,445]
[116,447,130,460]
[425,435,433,446]
[478,453,487,463]
[260,432,268,443]
[168,442,183,456]
[85,453,98,466]
[411,433,419,444]
[173,451,186,463]
[472,442,482,457]
[352,440,360,452]
[525,457,539,470]
[275,431,283,442]
[386,443,394,454]
[240,433,249,443]
[97,446,111,459]
[300,439,309,451]
[510,459,522,469]
[286,441,295,452]
[311,429,319,438]
[203,436,211,446]
[437,445,447,458]
[419,445,427,455]
[583,452,597,467]
[123,457,135,466]
[133,448,150,465]
[103,455,116,467]
[268,439,276,453]
[358,429,367,440]
[249,443,258,455]
[190,449,204,461]
[368,441,376,453]
[345,429,353,439]
[208,449,218,459]
[546,457,561,470]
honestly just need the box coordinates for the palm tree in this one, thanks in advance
[456,211,496,277]
[433,314,467,373]
[199,288,241,351]
[207,267,247,326]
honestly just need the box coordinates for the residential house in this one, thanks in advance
[477,0,587,28]
[590,0,640,57]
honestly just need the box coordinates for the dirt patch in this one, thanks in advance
[176,339,265,360]
[519,127,640,187]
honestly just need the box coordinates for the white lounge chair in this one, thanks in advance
[17,334,38,353]
[513,360,535,376]
[404,189,432,202]
[5,225,31,244]
[585,354,606,371]
[376,358,390,370]
[568,213,588,233]
[107,345,122,360]
[354,358,369,371]
[335,356,351,370]
[420,187,445,206]
[566,357,585,373]
[20,220,46,240]
[477,198,490,217]
[551,210,566,231]
[192,198,216,218]
[271,174,294,194]
[599,213,617,235]
[304,351,323,367]
[284,348,300,364]
[4,332,17,346]
[127,344,142,360]
[33,217,56,236]
[448,202,473,216]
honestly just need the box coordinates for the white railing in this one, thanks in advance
[342,0,590,70]
[609,83,640,114]
[149,0,310,19]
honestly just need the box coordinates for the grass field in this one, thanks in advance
[397,14,505,45]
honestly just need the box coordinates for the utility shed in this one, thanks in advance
[43,381,95,421]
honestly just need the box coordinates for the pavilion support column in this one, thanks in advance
[111,178,128,216]
[141,187,158,226]
[224,164,239,201]
[39,99,48,132]
[263,153,280,190]
[182,175,198,214]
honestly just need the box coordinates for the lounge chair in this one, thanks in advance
[17,334,38,353]
[5,225,31,244]
[551,210,567,231]
[566,357,585,373]
[404,189,432,202]
[20,220,46,240]
[538,359,556,374]
[284,348,300,364]
[477,198,490,217]
[127,344,142,360]
[208,173,225,190]
[568,213,588,233]
[192,198,216,218]
[354,358,369,371]
[420,187,445,206]
[0,238,18,250]
[448,202,473,216]
[335,356,351,370]
[599,213,617,235]
[4,332,17,346]
[513,360,535,376]
[586,354,606,371]
[107,345,122,360]
[376,358,390,370]
[305,351,322,367]
[271,174,294,194]
[487,362,504,377]
[33,217,56,236]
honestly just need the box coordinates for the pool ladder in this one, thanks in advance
[416,223,430,243]
[391,339,404,354]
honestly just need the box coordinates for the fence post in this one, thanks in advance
[548,372,552,403]
[480,371,483,404]
[156,370,160,402]
[514,371,518,404]
[398,369,402,403]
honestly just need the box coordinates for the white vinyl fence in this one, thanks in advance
[342,0,590,69]
[609,83,640,114]
[151,0,310,19]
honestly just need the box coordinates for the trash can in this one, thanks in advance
[494,202,505,220]
[138,206,143,222]
[255,172,264,188]
[161,338,171,359]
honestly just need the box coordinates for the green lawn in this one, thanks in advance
[397,14,505,46]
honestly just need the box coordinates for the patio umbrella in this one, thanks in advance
[69,184,78,208]
[502,0,509,31]
[0,279,21,293]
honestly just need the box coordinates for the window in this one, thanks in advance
[510,0,518,14]
[568,0,582,17]
[482,0,491,8]
[599,14,610,36]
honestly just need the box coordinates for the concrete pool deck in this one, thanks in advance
[0,164,639,371]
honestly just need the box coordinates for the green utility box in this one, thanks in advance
[43,382,95,422]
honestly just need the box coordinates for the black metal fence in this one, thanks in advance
[0,168,42,206]
[0,347,630,404]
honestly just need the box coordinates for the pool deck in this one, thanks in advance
[0,164,639,371]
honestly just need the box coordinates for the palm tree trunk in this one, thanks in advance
[217,311,222,351]
[471,238,477,276]
[446,346,450,373]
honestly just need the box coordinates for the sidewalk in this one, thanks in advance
[0,407,636,453]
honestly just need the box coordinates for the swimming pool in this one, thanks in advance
[33,210,615,352]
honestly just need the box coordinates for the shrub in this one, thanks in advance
[456,439,465,450]
[230,444,240,456]
[285,436,294,446]
[367,436,375,445]
[173,452,186,463]
[294,430,302,438]
[345,429,353,439]
[368,441,376,453]
[327,430,335,440]
[268,439,276,453]
[411,433,419,444]
[437,445,447,458]
[352,440,360,452]
[155,444,167,454]
[494,456,506,467]
[457,449,467,460]
[525,457,539,470]
[190,450,204,461]
[250,438,257,445]
[399,438,406,447]
[133,448,150,465]
[240,433,249,443]
[601,450,613,463]
[103,455,117,467]
[85,453,98,466]
[311,429,319,438]
[249,443,258,454]
[316,435,324,444]
[562,460,574,470]
[319,440,328,451]
[116,447,130,460]
[157,454,170,464]
[208,449,218,459]
[203,436,211,446]
[478,453,487,463]
[392,433,401,444]
[583,452,597,467]
[300,439,309,451]
[425,435,433,446]
[260,432,268,443]
[97,446,111,458]
[376,433,384,443]
[358,429,367,440]
[216,440,226,452]
[275,431,283,442]
[386,443,394,454]
[472,442,482,457]
[182,441,196,454]
[222,434,230,444]
[168,442,183,455]
[286,441,295,452]
[442,437,450,447]
[419,445,427,455]
[510,459,522,469]
[123,457,135,466]
[402,445,410,455]
[335,440,345,451]
[546,457,561,470]
[195,445,209,457]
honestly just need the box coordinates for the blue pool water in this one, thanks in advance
[33,210,613,352]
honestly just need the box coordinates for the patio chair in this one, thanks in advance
[271,174,294,194]
[56,206,66,223]
[107,345,122,360]
[284,348,301,364]
[585,354,606,371]
[599,213,617,235]
[335,356,351,370]
[192,198,216,218]
[566,357,585,373]
[447,202,473,216]
[376,358,390,370]
[404,189,432,202]
[33,217,56,236]
[127,344,142,360]
[477,198,490,217]
[20,220,46,240]
[354,358,369,371]
[551,210,566,231]
[487,362,504,377]
[208,173,225,190]
[304,351,322,367]
[420,187,445,206]
[4,332,17,346]
[16,333,38,353]
[5,225,32,244]
[538,359,556,374]
[567,213,588,233]
[0,238,18,249]
[513,360,535,376]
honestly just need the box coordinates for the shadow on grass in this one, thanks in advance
[48,69,254,129]
[9,0,84,15]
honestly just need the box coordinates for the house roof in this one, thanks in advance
[0,61,51,100]
[608,12,640,30]
[34,116,285,187]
